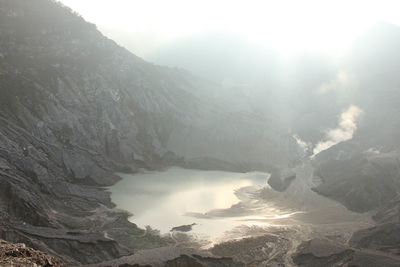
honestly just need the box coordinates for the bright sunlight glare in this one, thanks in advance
[58,0,400,56]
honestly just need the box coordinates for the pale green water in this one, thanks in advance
[109,166,372,244]
[109,167,274,239]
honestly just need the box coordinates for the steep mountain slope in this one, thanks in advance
[0,0,300,264]
[306,24,400,259]
[248,23,400,265]
[2,0,400,265]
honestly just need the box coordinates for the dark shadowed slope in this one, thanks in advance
[0,0,300,264]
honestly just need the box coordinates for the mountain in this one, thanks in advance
[1,0,400,265]
[311,23,400,206]
[307,23,400,262]
[0,0,301,264]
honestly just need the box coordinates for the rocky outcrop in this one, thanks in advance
[80,246,243,267]
[350,223,400,255]
[210,234,291,266]
[170,223,197,233]
[293,238,400,267]
[0,239,66,267]
[348,196,400,256]
[293,238,354,266]
[312,147,400,213]
[267,169,296,192]
[164,254,244,267]
[311,147,400,263]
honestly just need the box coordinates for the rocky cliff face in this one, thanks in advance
[302,24,400,264]
[310,143,400,263]
[0,0,301,265]
[312,148,400,213]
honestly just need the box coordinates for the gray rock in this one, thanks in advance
[0,0,300,265]
[164,254,244,267]
[293,238,400,267]
[350,223,400,254]
[312,149,400,212]
[170,223,197,232]
[268,169,296,192]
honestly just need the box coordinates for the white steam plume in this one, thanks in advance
[313,105,362,155]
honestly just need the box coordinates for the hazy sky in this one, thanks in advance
[58,0,400,56]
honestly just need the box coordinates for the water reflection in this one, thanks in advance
[109,167,271,239]
[109,166,372,244]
